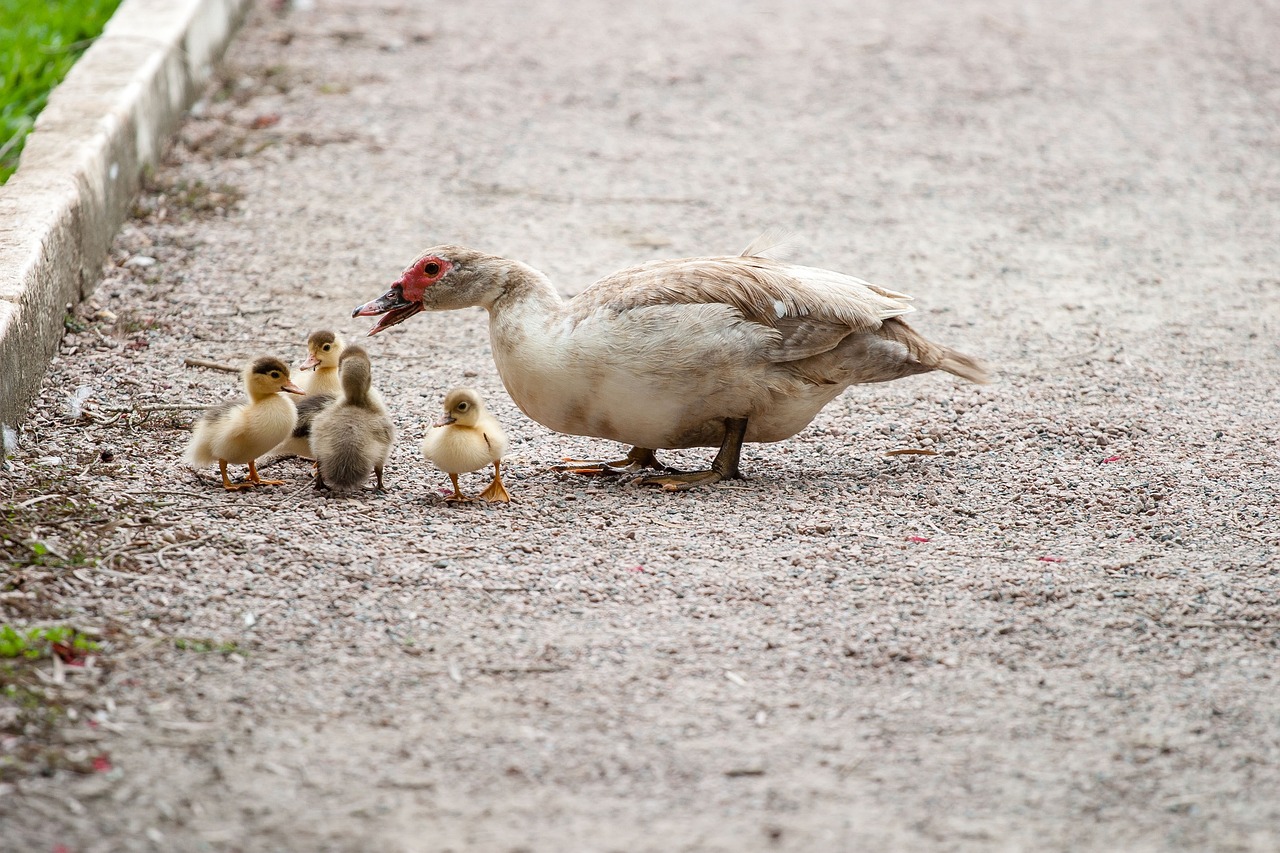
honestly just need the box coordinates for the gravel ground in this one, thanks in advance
[2,0,1278,850]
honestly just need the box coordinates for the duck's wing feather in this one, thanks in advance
[570,256,915,362]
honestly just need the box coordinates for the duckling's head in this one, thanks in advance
[299,330,343,371]
[434,387,485,428]
[246,356,305,400]
[337,345,374,403]
[353,246,516,335]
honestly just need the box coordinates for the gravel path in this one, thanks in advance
[2,0,1277,850]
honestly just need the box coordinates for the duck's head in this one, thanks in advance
[433,387,484,428]
[299,330,343,371]
[352,246,504,336]
[246,356,305,400]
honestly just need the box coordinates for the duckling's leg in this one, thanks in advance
[373,464,386,493]
[219,460,253,491]
[246,459,286,487]
[637,418,747,491]
[479,460,511,503]
[552,447,677,476]
[445,473,472,503]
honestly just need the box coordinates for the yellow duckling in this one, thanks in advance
[295,330,344,397]
[421,387,510,502]
[310,346,395,492]
[184,356,304,490]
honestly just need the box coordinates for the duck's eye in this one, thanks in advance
[270,371,281,379]
[322,344,331,351]
[456,401,469,411]
[424,261,441,276]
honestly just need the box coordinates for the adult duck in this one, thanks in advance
[353,236,989,490]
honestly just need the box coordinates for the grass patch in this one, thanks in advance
[1,0,125,183]
[0,624,100,660]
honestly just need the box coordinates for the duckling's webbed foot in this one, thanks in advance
[247,460,286,487]
[444,473,473,503]
[219,460,253,491]
[637,418,747,492]
[479,461,511,503]
[553,447,676,476]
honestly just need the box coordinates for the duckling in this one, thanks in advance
[295,330,344,397]
[184,356,304,490]
[309,345,395,492]
[421,387,510,502]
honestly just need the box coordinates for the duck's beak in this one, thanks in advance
[352,284,424,336]
[433,414,456,428]
[281,381,306,395]
[298,353,321,371]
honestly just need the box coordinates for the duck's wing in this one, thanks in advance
[571,255,915,362]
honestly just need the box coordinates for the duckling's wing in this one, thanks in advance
[573,256,913,333]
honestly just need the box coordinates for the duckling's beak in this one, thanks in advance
[281,381,306,395]
[433,414,456,428]
[298,353,321,371]
[352,285,424,336]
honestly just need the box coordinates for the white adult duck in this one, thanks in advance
[353,236,989,490]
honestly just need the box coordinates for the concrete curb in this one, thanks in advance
[0,0,249,429]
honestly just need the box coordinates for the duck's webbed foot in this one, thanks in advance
[553,446,676,476]
[637,418,747,492]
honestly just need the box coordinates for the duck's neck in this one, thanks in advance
[484,259,565,321]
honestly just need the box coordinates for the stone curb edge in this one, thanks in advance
[0,0,250,429]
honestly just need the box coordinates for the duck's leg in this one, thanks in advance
[247,459,286,486]
[637,418,747,491]
[479,460,511,503]
[219,460,253,491]
[552,447,677,476]
[445,473,472,503]
[373,464,386,493]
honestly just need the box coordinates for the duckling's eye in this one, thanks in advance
[322,344,331,351]
[424,261,441,276]
[456,401,469,411]
[270,371,281,379]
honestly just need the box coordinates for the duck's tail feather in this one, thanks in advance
[880,318,991,384]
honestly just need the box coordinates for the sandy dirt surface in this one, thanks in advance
[2,0,1278,850]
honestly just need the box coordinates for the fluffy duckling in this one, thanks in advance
[295,330,344,397]
[184,356,304,490]
[421,388,510,502]
[309,345,395,492]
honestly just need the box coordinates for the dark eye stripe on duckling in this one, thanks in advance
[307,330,338,347]
[252,357,292,376]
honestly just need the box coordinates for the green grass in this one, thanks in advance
[1,0,124,183]
[0,624,99,659]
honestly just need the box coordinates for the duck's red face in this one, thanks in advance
[352,255,452,336]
